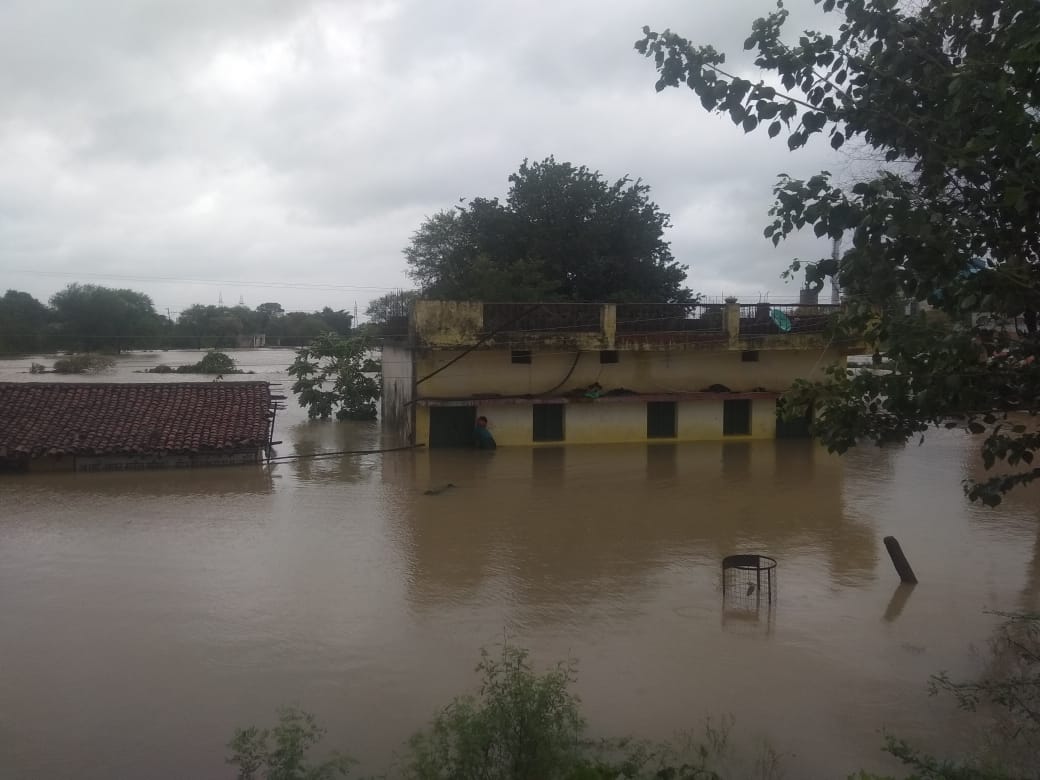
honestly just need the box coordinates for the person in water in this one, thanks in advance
[474,415,497,450]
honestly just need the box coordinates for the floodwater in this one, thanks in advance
[1,349,1038,778]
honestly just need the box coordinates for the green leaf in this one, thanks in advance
[768,121,782,138]
[830,131,844,149]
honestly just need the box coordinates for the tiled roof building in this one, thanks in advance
[0,382,274,472]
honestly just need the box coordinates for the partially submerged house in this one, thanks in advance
[382,300,858,447]
[0,382,275,472]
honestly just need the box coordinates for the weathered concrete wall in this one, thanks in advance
[412,301,483,347]
[415,347,843,399]
[381,343,414,443]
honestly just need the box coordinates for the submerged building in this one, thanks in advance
[382,300,857,448]
[0,382,275,472]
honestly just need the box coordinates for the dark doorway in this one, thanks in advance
[723,399,752,436]
[533,404,565,442]
[646,401,677,438]
[429,406,477,448]
[776,404,813,439]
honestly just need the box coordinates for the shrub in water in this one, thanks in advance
[227,707,352,780]
[52,354,116,374]
[174,351,237,374]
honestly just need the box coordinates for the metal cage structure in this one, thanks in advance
[722,554,777,609]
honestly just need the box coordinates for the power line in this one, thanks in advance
[10,269,402,293]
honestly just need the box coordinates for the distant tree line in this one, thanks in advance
[0,284,354,355]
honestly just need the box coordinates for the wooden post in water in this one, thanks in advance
[883,536,918,584]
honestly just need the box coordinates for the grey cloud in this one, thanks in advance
[1,0,848,313]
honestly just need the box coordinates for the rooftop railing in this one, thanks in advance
[739,303,839,335]
[481,303,602,334]
[413,300,842,345]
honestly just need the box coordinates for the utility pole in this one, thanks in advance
[831,236,842,305]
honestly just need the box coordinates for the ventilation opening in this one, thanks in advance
[723,399,752,436]
[741,350,760,362]
[599,350,619,364]
[511,350,532,364]
[646,401,677,439]
[533,404,565,442]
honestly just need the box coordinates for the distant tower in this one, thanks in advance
[218,291,224,306]
[239,294,245,306]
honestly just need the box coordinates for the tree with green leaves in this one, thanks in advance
[288,333,379,421]
[638,0,1040,504]
[50,283,162,352]
[406,157,692,303]
[0,290,52,355]
[364,290,418,327]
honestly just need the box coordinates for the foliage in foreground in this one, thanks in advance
[638,0,1040,504]
[231,613,1040,780]
[288,333,380,421]
[853,612,1040,780]
[403,645,585,779]
[228,707,353,780]
[230,645,781,780]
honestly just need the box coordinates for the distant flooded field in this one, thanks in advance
[1,350,1038,778]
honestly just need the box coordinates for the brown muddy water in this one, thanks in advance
[1,349,1038,778]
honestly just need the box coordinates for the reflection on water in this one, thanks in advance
[1,352,1039,778]
[399,440,866,611]
[1,464,274,501]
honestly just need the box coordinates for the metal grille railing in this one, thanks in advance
[616,303,725,334]
[739,303,839,335]
[481,303,602,334]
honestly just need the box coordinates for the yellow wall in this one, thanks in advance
[416,397,778,447]
[552,403,648,445]
[416,347,840,398]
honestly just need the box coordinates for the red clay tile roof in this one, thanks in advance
[0,382,273,459]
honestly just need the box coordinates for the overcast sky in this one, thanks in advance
[1,0,852,319]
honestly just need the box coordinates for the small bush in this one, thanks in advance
[29,362,46,374]
[227,707,352,780]
[52,354,116,374]
[149,364,174,374]
[404,645,586,780]
[175,351,238,375]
